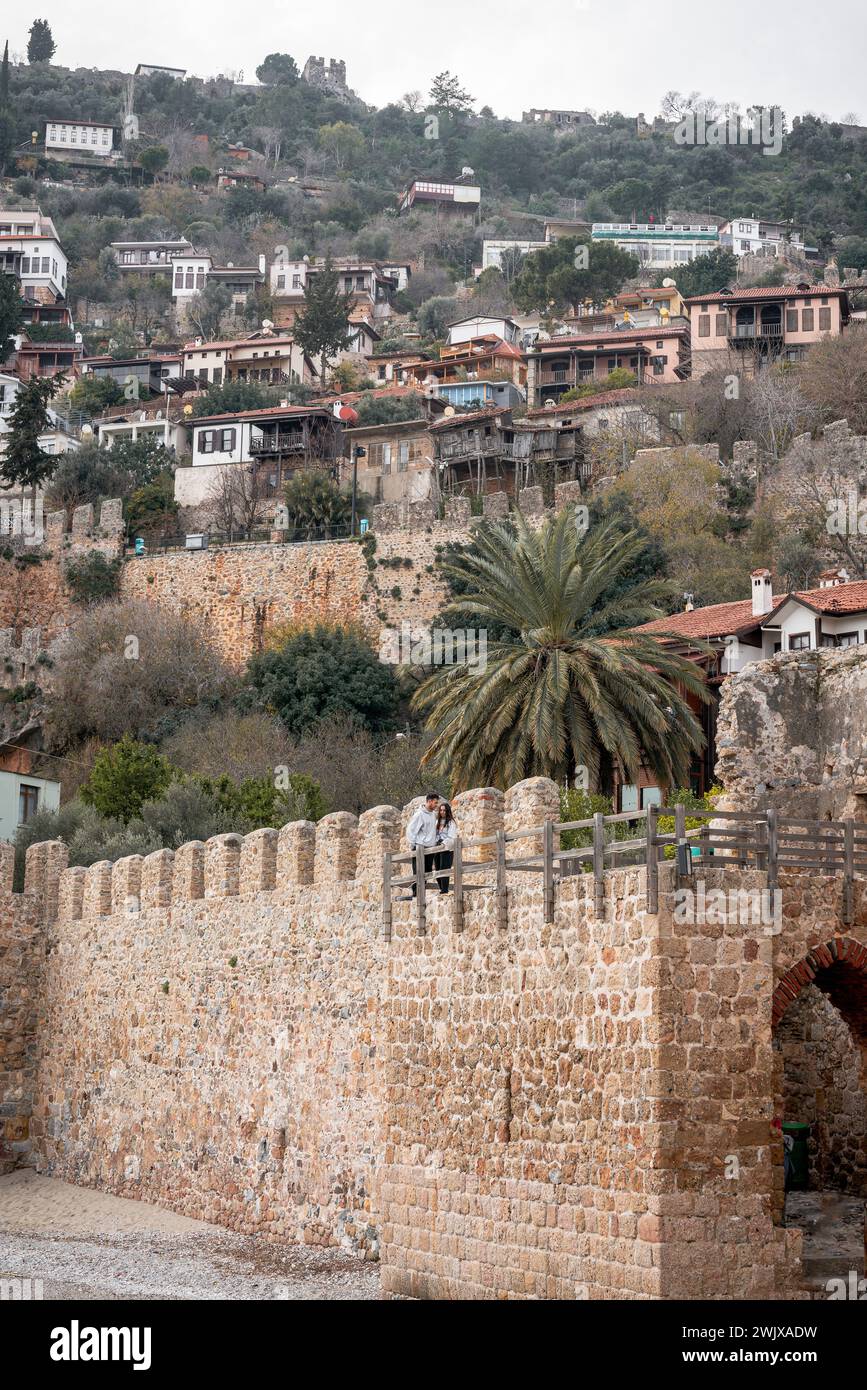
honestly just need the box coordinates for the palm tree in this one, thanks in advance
[412,508,709,791]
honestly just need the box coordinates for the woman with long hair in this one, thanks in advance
[434,800,458,894]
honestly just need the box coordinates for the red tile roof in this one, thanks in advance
[190,404,334,425]
[684,285,848,304]
[637,579,867,641]
[430,407,506,431]
[527,388,645,417]
[531,326,689,351]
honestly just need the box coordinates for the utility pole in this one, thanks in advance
[350,444,365,534]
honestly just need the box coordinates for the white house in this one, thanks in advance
[637,568,867,673]
[719,217,815,259]
[0,208,68,300]
[175,403,341,507]
[446,315,521,348]
[480,239,546,273]
[591,222,719,269]
[45,119,116,159]
[112,238,193,272]
[0,770,60,843]
[172,252,266,315]
[0,373,80,457]
[135,63,186,79]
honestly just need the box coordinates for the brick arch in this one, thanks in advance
[772,937,867,1028]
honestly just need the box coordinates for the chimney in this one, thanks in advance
[751,567,773,617]
[258,253,266,275]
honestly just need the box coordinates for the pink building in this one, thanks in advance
[525,324,689,407]
[686,283,849,377]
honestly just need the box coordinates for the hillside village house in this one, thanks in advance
[175,404,342,507]
[522,108,596,129]
[12,333,83,383]
[591,221,719,269]
[216,169,266,192]
[95,398,188,454]
[525,322,690,406]
[45,120,116,160]
[525,387,666,446]
[366,349,432,384]
[269,258,400,329]
[0,209,68,301]
[172,252,266,316]
[686,283,849,375]
[543,218,591,242]
[623,568,867,812]
[403,335,527,394]
[81,354,181,395]
[446,315,521,348]
[398,176,481,217]
[180,332,314,387]
[479,238,547,273]
[431,406,588,497]
[719,216,817,260]
[0,769,60,843]
[0,372,81,458]
[134,62,186,78]
[111,238,193,272]
[341,415,436,504]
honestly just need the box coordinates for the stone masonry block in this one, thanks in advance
[277,821,315,888]
[205,834,243,897]
[240,828,278,893]
[315,812,359,882]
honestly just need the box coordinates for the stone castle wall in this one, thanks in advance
[6,775,867,1297]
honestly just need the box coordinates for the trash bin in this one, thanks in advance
[782,1121,810,1190]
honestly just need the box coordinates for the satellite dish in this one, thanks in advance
[661,277,675,288]
[183,404,193,416]
[544,398,556,407]
[443,406,455,417]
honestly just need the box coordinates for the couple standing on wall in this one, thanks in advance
[405,791,458,896]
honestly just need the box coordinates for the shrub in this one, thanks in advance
[244,625,400,737]
[80,736,177,822]
[64,553,122,605]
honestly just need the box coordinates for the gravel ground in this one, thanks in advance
[0,1171,384,1300]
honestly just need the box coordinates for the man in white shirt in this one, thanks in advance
[405,791,441,898]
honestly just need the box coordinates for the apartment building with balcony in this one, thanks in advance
[525,322,690,407]
[591,221,719,269]
[0,208,68,302]
[719,217,818,260]
[180,332,315,387]
[111,239,193,272]
[686,283,849,376]
[268,258,400,329]
[403,336,527,394]
[172,252,266,317]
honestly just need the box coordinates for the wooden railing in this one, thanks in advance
[382,807,867,937]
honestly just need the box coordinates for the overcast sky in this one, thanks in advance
[7,1,866,123]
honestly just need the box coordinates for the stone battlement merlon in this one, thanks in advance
[17,779,561,923]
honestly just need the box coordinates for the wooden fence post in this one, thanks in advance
[453,836,464,932]
[415,841,426,934]
[542,818,554,924]
[646,802,659,914]
[496,828,507,929]
[592,811,605,919]
[674,804,686,882]
[843,817,855,926]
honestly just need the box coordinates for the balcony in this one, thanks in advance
[728,321,783,346]
[250,432,306,455]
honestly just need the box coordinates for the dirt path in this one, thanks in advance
[0,1170,383,1300]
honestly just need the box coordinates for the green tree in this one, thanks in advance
[191,380,283,417]
[317,122,365,172]
[125,471,178,541]
[411,508,707,791]
[81,736,176,822]
[0,267,22,359]
[27,18,55,62]
[0,372,65,498]
[188,281,233,341]
[655,246,737,297]
[245,625,400,737]
[281,472,354,538]
[429,71,474,114]
[197,771,326,826]
[292,258,352,378]
[354,391,425,425]
[256,52,299,85]
[512,236,639,314]
[138,145,170,180]
[0,41,13,175]
[69,375,125,414]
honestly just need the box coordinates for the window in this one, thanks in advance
[174,269,184,287]
[41,258,50,274]
[18,784,41,824]
[698,314,710,337]
[292,274,301,289]
[21,257,30,274]
[220,428,236,451]
[715,313,727,336]
[651,355,665,376]
[185,270,194,289]
[819,307,831,331]
[213,368,222,385]
[382,443,392,475]
[802,308,814,331]
[789,632,811,651]
[835,632,860,647]
[398,441,409,472]
[198,430,215,454]
[196,271,205,289]
[277,275,286,289]
[785,310,798,333]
